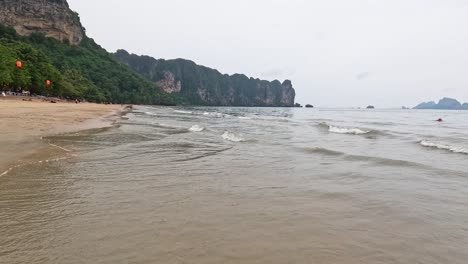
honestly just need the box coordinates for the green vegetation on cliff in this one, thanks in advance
[0,24,175,105]
[0,0,296,107]
[114,50,296,107]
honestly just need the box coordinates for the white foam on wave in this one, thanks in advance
[222,131,244,142]
[238,116,252,120]
[189,125,205,132]
[0,156,72,177]
[328,125,371,135]
[152,122,176,128]
[174,110,193,114]
[37,156,71,163]
[144,111,157,116]
[48,143,72,152]
[0,167,15,177]
[203,111,227,118]
[420,140,468,154]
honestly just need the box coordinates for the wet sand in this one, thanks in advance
[0,96,120,174]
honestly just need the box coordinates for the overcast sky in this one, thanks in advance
[68,0,468,107]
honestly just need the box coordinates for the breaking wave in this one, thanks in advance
[420,140,468,154]
[222,131,244,142]
[144,111,158,116]
[189,125,205,132]
[174,110,194,114]
[316,122,377,135]
[203,111,231,118]
[328,125,371,135]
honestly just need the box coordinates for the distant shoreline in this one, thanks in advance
[0,96,122,176]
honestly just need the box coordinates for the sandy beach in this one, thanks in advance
[0,96,121,175]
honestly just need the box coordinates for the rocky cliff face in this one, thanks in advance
[0,0,84,45]
[114,50,296,107]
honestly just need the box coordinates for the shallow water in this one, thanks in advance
[1,107,468,263]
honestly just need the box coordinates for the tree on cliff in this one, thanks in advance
[0,24,176,104]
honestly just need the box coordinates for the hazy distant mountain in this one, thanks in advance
[414,98,467,110]
[414,101,437,109]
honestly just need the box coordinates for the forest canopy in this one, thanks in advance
[0,24,176,105]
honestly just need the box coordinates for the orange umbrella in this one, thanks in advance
[16,60,22,68]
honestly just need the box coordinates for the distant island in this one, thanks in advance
[414,98,468,110]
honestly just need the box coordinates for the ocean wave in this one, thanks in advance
[328,125,371,135]
[152,122,177,129]
[1,156,72,177]
[364,121,395,126]
[189,125,205,132]
[420,140,468,154]
[301,147,345,156]
[0,167,15,177]
[252,116,291,122]
[203,111,230,118]
[222,131,244,142]
[174,110,194,114]
[48,143,72,152]
[298,147,431,170]
[316,122,374,135]
[144,111,158,116]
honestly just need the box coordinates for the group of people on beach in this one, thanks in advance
[1,90,84,104]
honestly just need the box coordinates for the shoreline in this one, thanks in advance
[0,96,123,176]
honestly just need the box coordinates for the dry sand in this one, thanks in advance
[0,96,121,174]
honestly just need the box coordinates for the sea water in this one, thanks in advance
[1,107,468,263]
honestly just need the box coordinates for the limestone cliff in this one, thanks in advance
[0,0,84,45]
[114,50,296,107]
